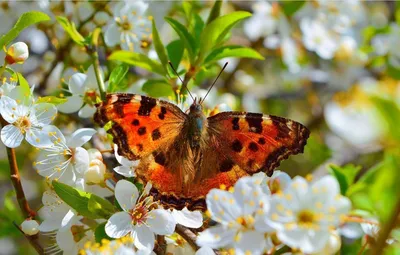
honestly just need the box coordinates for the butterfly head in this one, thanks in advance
[189,97,203,113]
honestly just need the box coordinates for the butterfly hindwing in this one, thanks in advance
[94,93,187,160]
[207,112,310,176]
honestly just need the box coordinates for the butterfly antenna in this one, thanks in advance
[200,62,228,104]
[168,61,195,102]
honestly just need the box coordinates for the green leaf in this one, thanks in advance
[56,16,85,46]
[182,2,193,22]
[88,195,115,219]
[37,96,68,105]
[142,79,174,98]
[198,11,252,61]
[166,40,184,70]
[204,45,264,65]
[108,51,165,76]
[165,17,197,64]
[152,20,169,73]
[328,164,361,196]
[53,181,92,218]
[0,11,50,49]
[280,1,305,17]
[107,64,129,92]
[16,72,30,97]
[53,181,115,219]
[206,0,222,24]
[371,96,400,142]
[95,222,114,243]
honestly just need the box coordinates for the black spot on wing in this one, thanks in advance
[248,142,258,152]
[245,113,263,134]
[258,138,266,145]
[154,152,166,166]
[231,139,243,153]
[137,143,143,152]
[152,128,161,141]
[138,126,146,135]
[220,159,234,172]
[232,117,240,130]
[132,119,140,126]
[138,97,157,116]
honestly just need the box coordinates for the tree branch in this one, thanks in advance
[1,117,36,219]
[175,224,199,251]
[13,222,44,255]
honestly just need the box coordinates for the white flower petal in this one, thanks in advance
[25,127,53,148]
[147,209,176,235]
[114,166,136,177]
[233,177,265,215]
[78,104,96,118]
[105,24,122,47]
[234,231,266,255]
[69,73,87,95]
[206,189,242,224]
[197,225,236,249]
[67,128,96,148]
[1,124,23,148]
[278,227,330,254]
[0,96,18,123]
[61,210,77,229]
[57,95,83,114]
[71,147,89,175]
[115,180,139,211]
[42,125,67,144]
[171,207,203,229]
[105,211,132,238]
[133,225,155,251]
[32,103,57,126]
[195,247,214,255]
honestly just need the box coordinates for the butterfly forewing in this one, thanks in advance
[94,93,187,160]
[207,112,310,176]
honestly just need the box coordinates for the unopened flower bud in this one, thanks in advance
[21,219,39,236]
[94,12,109,26]
[5,42,29,65]
[85,159,106,183]
[88,148,103,162]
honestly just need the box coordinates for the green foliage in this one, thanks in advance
[198,11,252,62]
[166,39,184,70]
[53,181,115,219]
[280,1,305,17]
[329,164,361,195]
[204,45,264,66]
[371,96,400,142]
[165,17,197,64]
[17,72,30,97]
[107,64,129,92]
[36,96,68,105]
[108,51,165,76]
[142,79,174,98]
[152,20,169,74]
[56,16,86,46]
[0,11,50,49]
[206,0,222,24]
[0,191,22,238]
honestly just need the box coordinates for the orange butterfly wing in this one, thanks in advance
[207,112,310,176]
[94,93,187,160]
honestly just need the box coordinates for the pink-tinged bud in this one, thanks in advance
[5,42,29,65]
[21,219,39,236]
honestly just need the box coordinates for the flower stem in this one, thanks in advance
[175,224,200,251]
[0,117,36,218]
[0,64,7,78]
[371,196,400,254]
[91,50,106,101]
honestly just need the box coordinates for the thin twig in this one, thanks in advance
[0,117,36,218]
[175,224,200,251]
[371,196,400,254]
[13,222,44,255]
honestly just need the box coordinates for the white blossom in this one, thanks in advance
[21,219,39,236]
[105,180,176,252]
[5,42,29,65]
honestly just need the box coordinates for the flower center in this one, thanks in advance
[235,215,255,229]
[130,205,149,226]
[297,210,315,225]
[15,116,31,133]
[70,225,86,243]
[83,90,98,106]
[117,16,132,31]
[269,178,282,194]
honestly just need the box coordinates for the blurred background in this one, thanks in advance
[0,1,399,254]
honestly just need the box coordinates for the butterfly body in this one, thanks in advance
[95,93,310,211]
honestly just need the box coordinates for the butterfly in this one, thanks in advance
[94,93,309,211]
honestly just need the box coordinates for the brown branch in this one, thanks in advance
[154,235,167,255]
[371,196,400,254]
[175,224,200,251]
[13,222,44,255]
[1,117,36,218]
